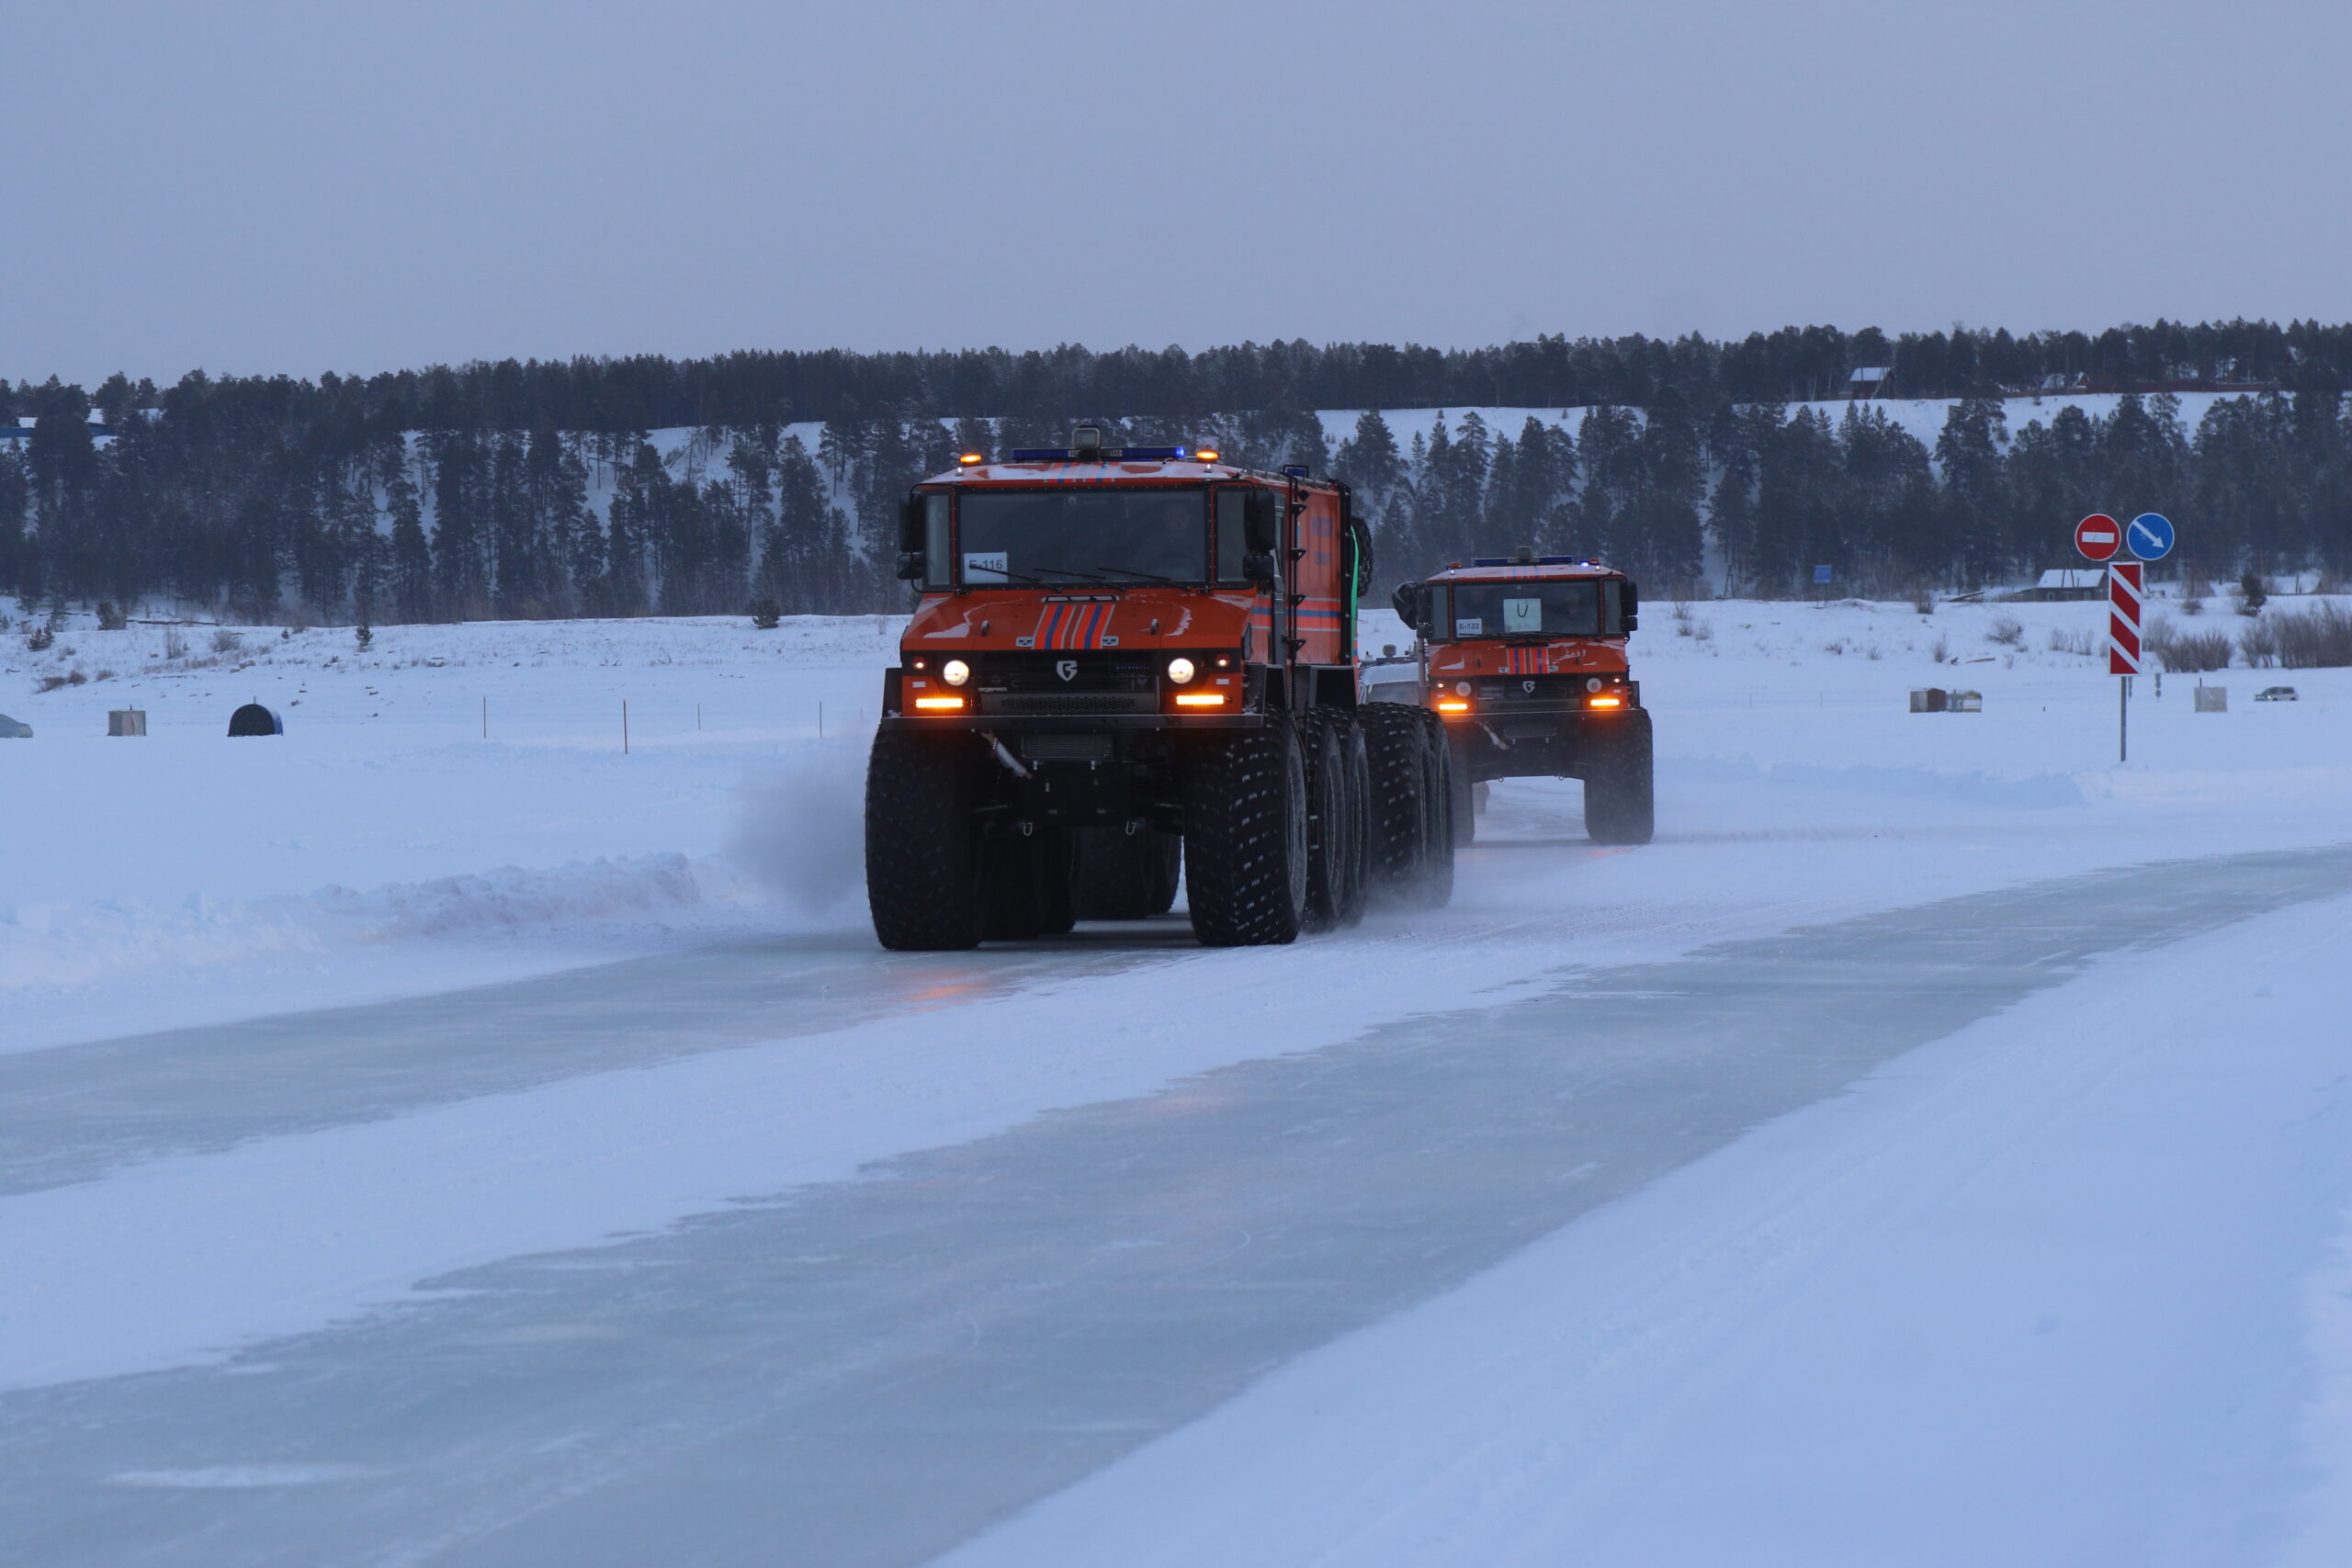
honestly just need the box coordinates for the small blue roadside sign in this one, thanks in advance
[1813,563,1833,585]
[2127,512,2176,561]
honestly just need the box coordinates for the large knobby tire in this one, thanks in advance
[1583,707,1656,846]
[1182,716,1307,946]
[1446,728,1476,847]
[1299,706,1367,934]
[1073,826,1180,920]
[982,829,1077,940]
[865,728,984,951]
[1329,709,1372,929]
[1410,705,1457,908]
[1357,703,1431,906]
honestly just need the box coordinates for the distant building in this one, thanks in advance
[0,412,116,441]
[1847,367,1892,399]
[2028,569,2106,601]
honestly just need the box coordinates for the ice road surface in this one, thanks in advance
[3,597,2351,1565]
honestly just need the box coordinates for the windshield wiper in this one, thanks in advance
[1024,563,1120,585]
[1089,564,1181,584]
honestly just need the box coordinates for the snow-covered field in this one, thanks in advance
[4,594,2350,1564]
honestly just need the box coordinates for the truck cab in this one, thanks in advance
[1389,550,1655,845]
[864,426,1456,951]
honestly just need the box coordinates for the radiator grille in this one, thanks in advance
[983,693,1157,716]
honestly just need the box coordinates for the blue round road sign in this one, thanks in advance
[2128,512,2176,561]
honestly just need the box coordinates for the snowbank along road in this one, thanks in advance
[5,602,2352,1564]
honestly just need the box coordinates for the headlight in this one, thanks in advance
[1167,657,1197,684]
[942,659,971,687]
[1454,681,1472,696]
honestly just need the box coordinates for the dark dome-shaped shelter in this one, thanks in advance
[228,703,283,737]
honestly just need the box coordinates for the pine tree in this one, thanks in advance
[426,429,488,618]
[379,436,434,623]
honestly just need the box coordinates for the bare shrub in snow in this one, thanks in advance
[1986,616,2024,647]
[2158,629,2232,672]
[1911,587,1934,615]
[2240,617,2280,668]
[2267,602,2352,669]
[163,626,187,660]
[211,629,243,654]
[2046,626,2096,656]
[27,624,52,652]
[1930,633,1950,663]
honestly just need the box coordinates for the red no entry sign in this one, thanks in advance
[2076,513,2121,562]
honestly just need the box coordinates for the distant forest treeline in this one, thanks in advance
[2,318,2348,623]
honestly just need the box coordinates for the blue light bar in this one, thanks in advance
[1002,446,1191,462]
[1470,555,1598,567]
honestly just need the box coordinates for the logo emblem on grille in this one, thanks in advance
[1522,679,1536,693]
[1056,659,1079,682]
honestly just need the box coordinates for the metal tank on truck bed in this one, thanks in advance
[1385,548,1655,846]
[864,425,1456,951]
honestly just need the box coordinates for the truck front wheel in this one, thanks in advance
[1582,708,1656,846]
[1446,728,1476,847]
[865,728,985,951]
[1182,717,1307,946]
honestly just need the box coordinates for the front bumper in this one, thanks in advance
[880,711,1268,733]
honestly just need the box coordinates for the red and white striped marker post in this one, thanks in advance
[2109,561,2143,760]
[2108,562,2143,674]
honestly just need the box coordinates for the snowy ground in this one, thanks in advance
[4,595,2350,1564]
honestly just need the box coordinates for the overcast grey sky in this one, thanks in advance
[3,0,2346,388]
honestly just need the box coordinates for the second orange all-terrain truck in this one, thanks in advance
[1383,551,1655,847]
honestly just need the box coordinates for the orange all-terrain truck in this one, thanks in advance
[1385,551,1654,846]
[865,425,1455,951]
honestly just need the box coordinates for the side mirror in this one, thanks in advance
[1243,491,1279,553]
[1389,581,1422,628]
[894,552,925,581]
[897,494,926,553]
[1242,550,1277,585]
[1622,579,1640,634]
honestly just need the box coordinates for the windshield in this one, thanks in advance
[957,489,1207,585]
[1447,580,1603,638]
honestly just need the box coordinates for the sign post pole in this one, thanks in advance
[2107,561,2143,762]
